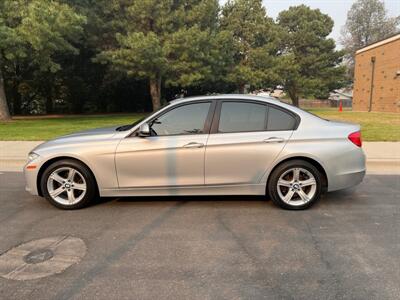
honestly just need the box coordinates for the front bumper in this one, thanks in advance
[24,160,42,196]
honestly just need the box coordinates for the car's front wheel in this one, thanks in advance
[40,159,97,209]
[268,160,323,210]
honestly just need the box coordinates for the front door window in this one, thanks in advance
[151,102,211,136]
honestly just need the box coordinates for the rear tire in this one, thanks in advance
[40,159,97,210]
[268,160,322,210]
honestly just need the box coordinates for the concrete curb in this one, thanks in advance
[0,141,399,173]
[366,160,400,175]
[2,159,399,174]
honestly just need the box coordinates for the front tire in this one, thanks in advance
[40,159,97,209]
[268,160,322,210]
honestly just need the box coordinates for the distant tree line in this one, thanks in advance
[0,0,397,120]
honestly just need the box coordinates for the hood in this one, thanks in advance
[31,126,120,153]
[58,126,120,139]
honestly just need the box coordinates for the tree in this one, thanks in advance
[0,58,10,120]
[220,0,280,93]
[0,0,86,120]
[340,0,399,77]
[276,5,346,107]
[97,0,232,111]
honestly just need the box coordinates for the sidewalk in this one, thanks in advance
[0,141,399,173]
[364,142,400,174]
[0,141,43,172]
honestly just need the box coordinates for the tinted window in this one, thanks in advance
[151,102,211,136]
[267,106,296,131]
[218,102,268,133]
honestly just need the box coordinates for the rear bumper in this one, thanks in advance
[326,146,366,192]
[327,170,366,192]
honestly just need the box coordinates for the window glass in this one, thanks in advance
[267,106,296,131]
[218,102,267,133]
[151,102,211,136]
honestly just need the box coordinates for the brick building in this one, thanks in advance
[353,34,400,113]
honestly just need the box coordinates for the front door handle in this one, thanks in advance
[263,137,285,143]
[183,142,204,148]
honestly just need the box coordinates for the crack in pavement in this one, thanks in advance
[216,211,291,299]
[54,201,187,300]
[303,220,344,299]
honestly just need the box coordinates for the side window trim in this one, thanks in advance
[131,100,216,137]
[264,105,270,130]
[210,100,222,134]
[209,99,300,134]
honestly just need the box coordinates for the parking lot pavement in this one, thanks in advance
[0,172,399,300]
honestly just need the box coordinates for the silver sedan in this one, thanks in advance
[24,95,366,210]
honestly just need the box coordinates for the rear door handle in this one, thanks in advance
[263,137,285,143]
[183,142,204,148]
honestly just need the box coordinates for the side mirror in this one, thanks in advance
[138,123,150,137]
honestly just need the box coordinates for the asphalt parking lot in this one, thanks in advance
[0,172,399,300]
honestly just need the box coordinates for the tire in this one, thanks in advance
[268,160,322,210]
[40,159,97,210]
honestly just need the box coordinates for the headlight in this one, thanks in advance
[28,152,39,162]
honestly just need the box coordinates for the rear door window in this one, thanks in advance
[218,102,268,133]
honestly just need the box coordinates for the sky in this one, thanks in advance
[219,0,400,47]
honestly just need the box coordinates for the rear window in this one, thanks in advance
[267,107,296,131]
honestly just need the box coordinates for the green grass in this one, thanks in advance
[0,114,147,141]
[0,110,399,141]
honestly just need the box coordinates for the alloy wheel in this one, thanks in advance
[46,167,87,205]
[276,167,317,206]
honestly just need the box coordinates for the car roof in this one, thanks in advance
[168,94,309,117]
[169,94,280,105]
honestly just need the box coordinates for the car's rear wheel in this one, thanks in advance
[40,159,97,209]
[268,160,322,210]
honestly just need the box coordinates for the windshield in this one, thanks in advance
[301,109,330,121]
[116,102,171,131]
[274,98,330,122]
[116,117,146,131]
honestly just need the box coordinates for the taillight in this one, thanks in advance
[348,131,362,147]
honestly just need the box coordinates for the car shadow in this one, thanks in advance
[105,194,268,204]
[93,174,399,209]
